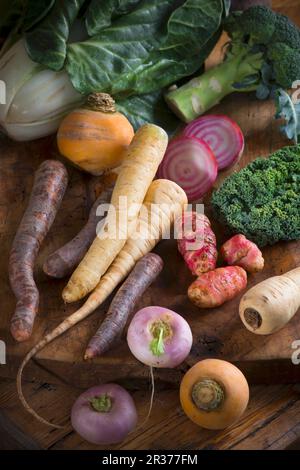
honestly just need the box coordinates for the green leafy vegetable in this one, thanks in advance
[23,0,56,32]
[23,0,224,96]
[25,0,86,71]
[85,0,142,35]
[212,145,300,247]
[117,91,180,134]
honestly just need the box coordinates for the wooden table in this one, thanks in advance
[1,377,300,450]
[1,0,300,450]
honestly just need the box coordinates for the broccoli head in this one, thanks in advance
[267,43,300,89]
[211,145,300,247]
[226,6,300,89]
[166,5,300,142]
[236,5,276,44]
[272,12,300,49]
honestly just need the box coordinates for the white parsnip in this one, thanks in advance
[239,267,300,335]
[63,124,168,303]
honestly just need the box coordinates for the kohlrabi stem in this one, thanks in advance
[149,320,172,357]
[90,394,112,413]
[192,379,224,411]
[86,92,116,113]
[165,51,262,122]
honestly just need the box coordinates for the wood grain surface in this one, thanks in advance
[0,377,300,450]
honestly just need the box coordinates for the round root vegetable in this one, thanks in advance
[221,234,264,273]
[182,115,244,170]
[180,359,249,430]
[176,211,217,276]
[9,160,68,342]
[43,177,115,278]
[57,93,134,175]
[71,383,138,445]
[16,179,187,428]
[239,267,300,335]
[157,136,218,201]
[63,123,168,303]
[127,306,193,368]
[188,266,247,309]
[85,253,163,359]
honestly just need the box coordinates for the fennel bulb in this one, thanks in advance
[0,40,83,141]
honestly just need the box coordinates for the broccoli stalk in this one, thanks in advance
[166,46,263,122]
[165,5,300,141]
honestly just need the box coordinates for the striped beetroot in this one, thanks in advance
[157,136,217,201]
[183,115,244,170]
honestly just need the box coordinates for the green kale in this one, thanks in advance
[211,145,300,247]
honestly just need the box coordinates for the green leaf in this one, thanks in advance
[116,91,180,134]
[23,0,55,31]
[66,0,223,96]
[85,0,142,36]
[150,327,165,357]
[275,89,300,144]
[25,0,86,71]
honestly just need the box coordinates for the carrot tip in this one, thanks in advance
[10,325,32,342]
[84,349,94,360]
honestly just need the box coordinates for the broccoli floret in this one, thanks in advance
[166,6,300,142]
[268,43,300,89]
[211,146,300,247]
[237,5,276,44]
[272,13,300,49]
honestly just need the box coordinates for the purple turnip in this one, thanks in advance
[127,306,193,368]
[71,383,138,445]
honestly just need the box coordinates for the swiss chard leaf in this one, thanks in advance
[25,0,86,71]
[275,89,300,144]
[116,91,180,134]
[85,0,142,35]
[66,0,223,96]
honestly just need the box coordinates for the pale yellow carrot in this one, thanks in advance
[16,179,187,428]
[63,124,168,303]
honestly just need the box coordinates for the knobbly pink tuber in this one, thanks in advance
[221,234,264,273]
[177,211,217,276]
[188,266,247,308]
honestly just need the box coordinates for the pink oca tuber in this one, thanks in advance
[221,234,264,273]
[177,211,217,276]
[188,266,247,308]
